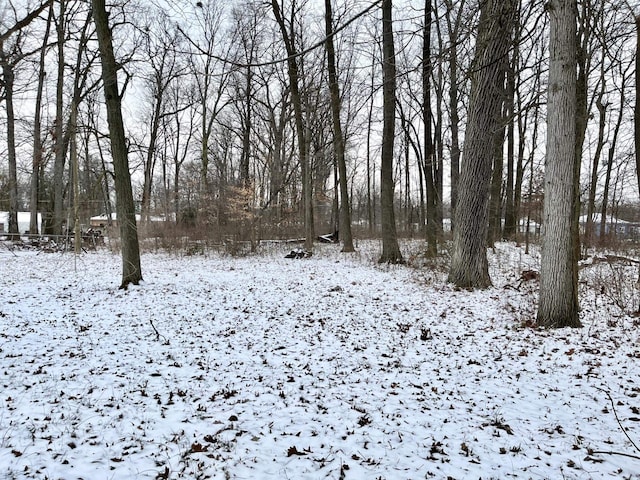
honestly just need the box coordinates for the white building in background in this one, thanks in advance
[0,212,42,234]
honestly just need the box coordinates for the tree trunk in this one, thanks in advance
[271,0,313,252]
[488,122,505,247]
[141,92,162,224]
[378,0,403,264]
[240,65,253,185]
[0,54,19,236]
[423,0,437,257]
[445,0,466,232]
[30,5,54,235]
[586,81,606,247]
[52,0,66,235]
[600,83,625,245]
[573,0,592,273]
[366,61,376,234]
[636,14,640,202]
[324,0,354,252]
[448,0,515,288]
[92,0,142,289]
[537,0,580,328]
[503,44,517,240]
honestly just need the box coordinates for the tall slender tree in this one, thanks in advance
[378,0,403,263]
[423,0,437,256]
[537,0,580,328]
[92,0,142,289]
[324,0,354,253]
[30,4,54,235]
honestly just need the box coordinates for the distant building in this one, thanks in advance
[579,213,640,238]
[90,213,169,229]
[0,212,42,234]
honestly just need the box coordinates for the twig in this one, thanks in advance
[594,386,640,454]
[149,319,169,345]
[589,450,640,461]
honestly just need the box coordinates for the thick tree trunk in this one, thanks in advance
[324,0,354,252]
[378,0,403,264]
[537,0,580,328]
[92,0,142,289]
[448,0,515,288]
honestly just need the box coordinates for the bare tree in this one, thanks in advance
[0,1,51,236]
[139,14,183,224]
[30,3,54,235]
[378,0,403,263]
[443,0,469,232]
[271,0,314,251]
[324,0,354,252]
[423,0,437,256]
[92,0,142,288]
[537,0,580,328]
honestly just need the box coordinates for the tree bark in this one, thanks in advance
[586,79,606,247]
[378,0,403,264]
[635,14,640,202]
[423,0,437,257]
[92,0,142,289]
[503,42,517,240]
[599,82,625,245]
[0,51,19,236]
[444,0,466,232]
[30,5,54,235]
[271,0,313,252]
[448,0,515,288]
[324,0,354,252]
[52,0,66,235]
[537,0,580,328]
[488,121,506,247]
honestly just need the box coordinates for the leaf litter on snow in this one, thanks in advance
[0,241,639,479]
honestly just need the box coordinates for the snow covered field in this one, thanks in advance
[1,241,639,479]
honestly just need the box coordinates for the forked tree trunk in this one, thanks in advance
[537,0,580,328]
[448,0,515,288]
[92,0,142,289]
[378,0,403,264]
[271,0,314,252]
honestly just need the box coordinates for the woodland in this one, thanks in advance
[0,0,639,323]
[2,2,640,478]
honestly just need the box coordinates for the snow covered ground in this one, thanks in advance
[1,240,639,480]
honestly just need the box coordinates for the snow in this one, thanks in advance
[1,240,639,480]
